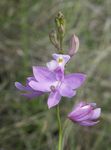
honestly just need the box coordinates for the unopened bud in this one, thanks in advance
[55,12,65,36]
[49,30,60,49]
[59,24,65,36]
[68,34,79,57]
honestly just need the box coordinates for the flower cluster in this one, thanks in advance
[15,35,101,126]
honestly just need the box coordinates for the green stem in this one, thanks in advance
[56,105,62,150]
[59,34,63,51]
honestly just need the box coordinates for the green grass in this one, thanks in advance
[0,0,111,149]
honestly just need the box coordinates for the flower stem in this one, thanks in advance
[56,105,62,150]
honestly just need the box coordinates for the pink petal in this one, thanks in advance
[29,80,52,92]
[68,105,92,119]
[15,82,30,91]
[52,53,70,64]
[79,120,99,126]
[75,111,93,122]
[33,66,56,82]
[64,73,86,89]
[59,83,76,98]
[90,108,101,120]
[46,60,58,71]
[47,90,61,109]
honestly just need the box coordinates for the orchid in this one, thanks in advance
[46,53,70,71]
[29,66,86,108]
[68,101,101,126]
[15,12,101,150]
[15,63,86,108]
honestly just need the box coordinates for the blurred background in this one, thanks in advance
[0,0,111,150]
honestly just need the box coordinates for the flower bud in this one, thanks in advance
[49,30,60,49]
[68,34,79,57]
[68,101,101,126]
[55,12,65,36]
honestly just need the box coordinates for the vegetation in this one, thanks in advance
[0,0,111,149]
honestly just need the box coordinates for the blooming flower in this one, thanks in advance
[28,66,86,108]
[15,77,43,98]
[46,53,70,71]
[68,34,79,57]
[15,53,86,109]
[68,101,101,126]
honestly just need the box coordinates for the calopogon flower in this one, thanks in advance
[46,53,70,71]
[68,34,79,57]
[68,101,101,126]
[15,77,43,98]
[28,66,86,108]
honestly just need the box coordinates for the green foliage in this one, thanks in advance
[0,0,111,149]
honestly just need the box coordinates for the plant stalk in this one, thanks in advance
[56,105,62,150]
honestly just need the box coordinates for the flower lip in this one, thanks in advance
[47,53,71,72]
[53,53,70,65]
[57,57,64,64]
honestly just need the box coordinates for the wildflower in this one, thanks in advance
[68,101,101,126]
[29,66,86,108]
[68,34,79,57]
[15,52,86,108]
[46,53,70,71]
[15,77,43,98]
